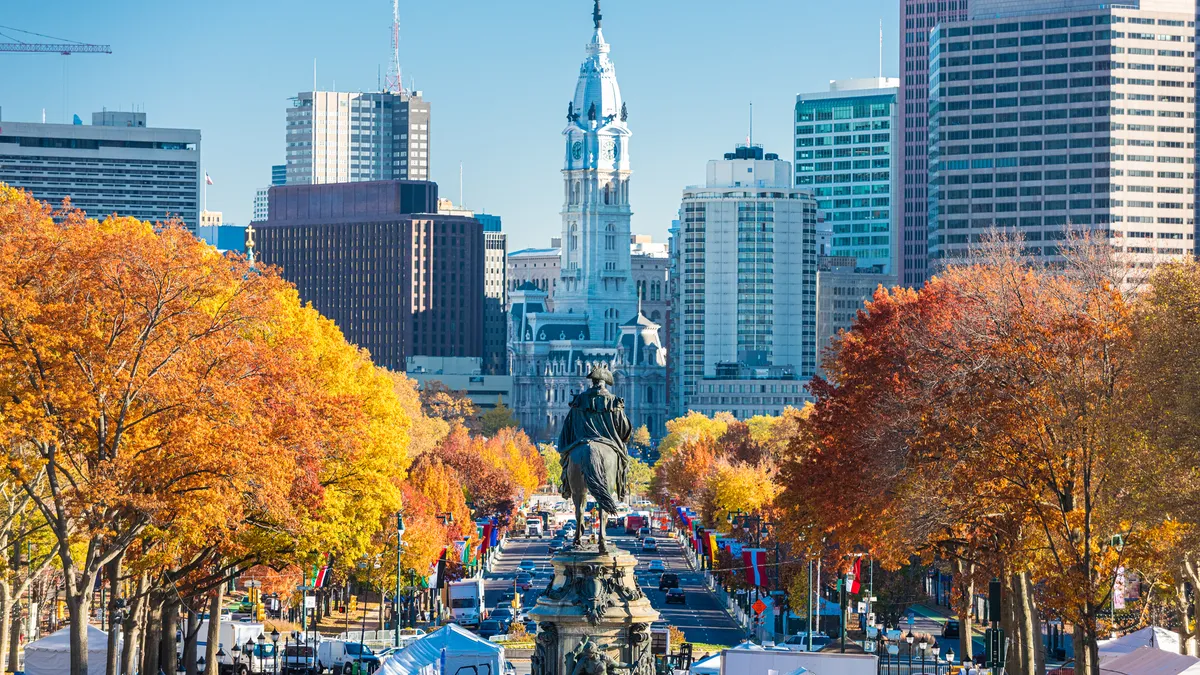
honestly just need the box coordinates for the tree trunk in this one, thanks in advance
[952,558,974,663]
[105,554,123,675]
[1073,623,1099,675]
[67,589,94,675]
[141,590,165,675]
[0,579,10,675]
[121,573,149,675]
[1000,572,1041,675]
[183,607,199,675]
[203,591,221,675]
[160,597,181,675]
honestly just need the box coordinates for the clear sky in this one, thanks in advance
[3,0,899,250]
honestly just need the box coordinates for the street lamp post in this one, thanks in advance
[946,648,956,675]
[932,643,941,675]
[918,637,928,674]
[231,642,241,673]
[271,628,280,675]
[395,511,406,648]
[905,631,914,674]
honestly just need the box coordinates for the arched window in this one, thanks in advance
[569,222,579,251]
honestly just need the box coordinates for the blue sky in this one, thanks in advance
[3,0,899,250]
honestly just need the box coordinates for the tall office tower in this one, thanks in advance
[796,78,901,275]
[254,188,270,222]
[900,0,970,286]
[285,90,431,186]
[271,164,287,186]
[254,180,483,372]
[927,0,1196,272]
[479,214,509,376]
[0,111,201,231]
[672,144,818,419]
[509,2,668,442]
[815,256,895,374]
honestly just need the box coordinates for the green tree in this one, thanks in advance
[481,395,519,437]
[628,458,654,498]
[539,444,562,490]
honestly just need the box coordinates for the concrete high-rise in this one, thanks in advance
[671,144,817,419]
[285,90,430,185]
[927,0,1196,271]
[480,215,508,376]
[900,0,970,286]
[0,111,201,231]
[815,256,894,374]
[508,4,668,442]
[254,180,483,372]
[796,78,901,275]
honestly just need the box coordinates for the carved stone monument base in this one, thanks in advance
[529,544,659,675]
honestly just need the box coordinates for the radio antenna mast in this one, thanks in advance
[385,0,403,95]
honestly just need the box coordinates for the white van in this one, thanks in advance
[315,639,381,673]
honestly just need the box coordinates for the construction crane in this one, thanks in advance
[0,25,111,55]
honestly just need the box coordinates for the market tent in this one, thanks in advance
[1098,626,1181,662]
[379,623,504,675]
[690,652,722,675]
[24,625,115,675]
[1099,646,1200,675]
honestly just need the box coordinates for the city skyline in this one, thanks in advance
[3,0,900,249]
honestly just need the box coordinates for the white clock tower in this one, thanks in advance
[557,0,637,344]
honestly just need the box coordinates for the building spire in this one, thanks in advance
[593,0,602,29]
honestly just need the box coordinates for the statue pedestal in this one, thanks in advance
[529,544,659,675]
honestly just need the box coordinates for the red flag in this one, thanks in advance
[742,549,766,587]
[850,557,862,595]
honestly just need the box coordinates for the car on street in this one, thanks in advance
[524,621,538,635]
[504,661,517,675]
[498,590,518,608]
[518,560,538,573]
[942,620,961,638]
[1047,661,1075,675]
[491,607,517,627]
[638,527,651,539]
[658,573,680,591]
[515,572,534,591]
[647,560,666,573]
[664,588,686,605]
[642,538,658,552]
[782,633,832,652]
[477,620,506,640]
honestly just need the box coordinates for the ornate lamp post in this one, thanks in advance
[932,643,941,675]
[231,642,241,672]
[946,647,956,675]
[246,638,257,675]
[395,511,406,646]
[271,628,280,675]
[905,630,914,674]
[919,636,928,673]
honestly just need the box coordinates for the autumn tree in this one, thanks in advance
[420,381,478,430]
[480,396,519,437]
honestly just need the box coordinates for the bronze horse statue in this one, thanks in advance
[559,365,631,554]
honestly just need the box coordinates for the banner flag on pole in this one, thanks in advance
[742,549,767,587]
[850,557,863,595]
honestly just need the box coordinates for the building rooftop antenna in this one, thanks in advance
[385,0,404,95]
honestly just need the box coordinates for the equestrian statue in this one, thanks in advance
[559,364,631,554]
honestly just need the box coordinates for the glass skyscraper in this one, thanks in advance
[796,78,901,275]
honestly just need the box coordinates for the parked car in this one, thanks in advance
[491,607,517,628]
[782,633,832,652]
[942,620,961,638]
[648,560,666,573]
[664,588,687,605]
[281,643,318,675]
[477,620,506,639]
[642,538,658,552]
[515,572,534,591]
[518,560,538,573]
[316,640,381,674]
[658,573,680,591]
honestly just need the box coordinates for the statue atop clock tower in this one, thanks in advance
[557,0,635,344]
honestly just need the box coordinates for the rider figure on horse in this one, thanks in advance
[559,364,631,520]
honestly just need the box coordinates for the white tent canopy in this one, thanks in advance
[690,652,722,675]
[24,625,115,675]
[1099,626,1181,662]
[380,623,504,675]
[1099,646,1200,675]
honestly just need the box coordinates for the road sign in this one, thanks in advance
[986,627,1007,668]
[753,599,767,615]
[864,640,877,653]
[304,596,316,609]
[857,601,867,614]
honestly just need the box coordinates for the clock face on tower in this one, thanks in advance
[571,141,583,160]
[601,138,615,161]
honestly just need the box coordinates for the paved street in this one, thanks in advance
[482,499,746,673]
